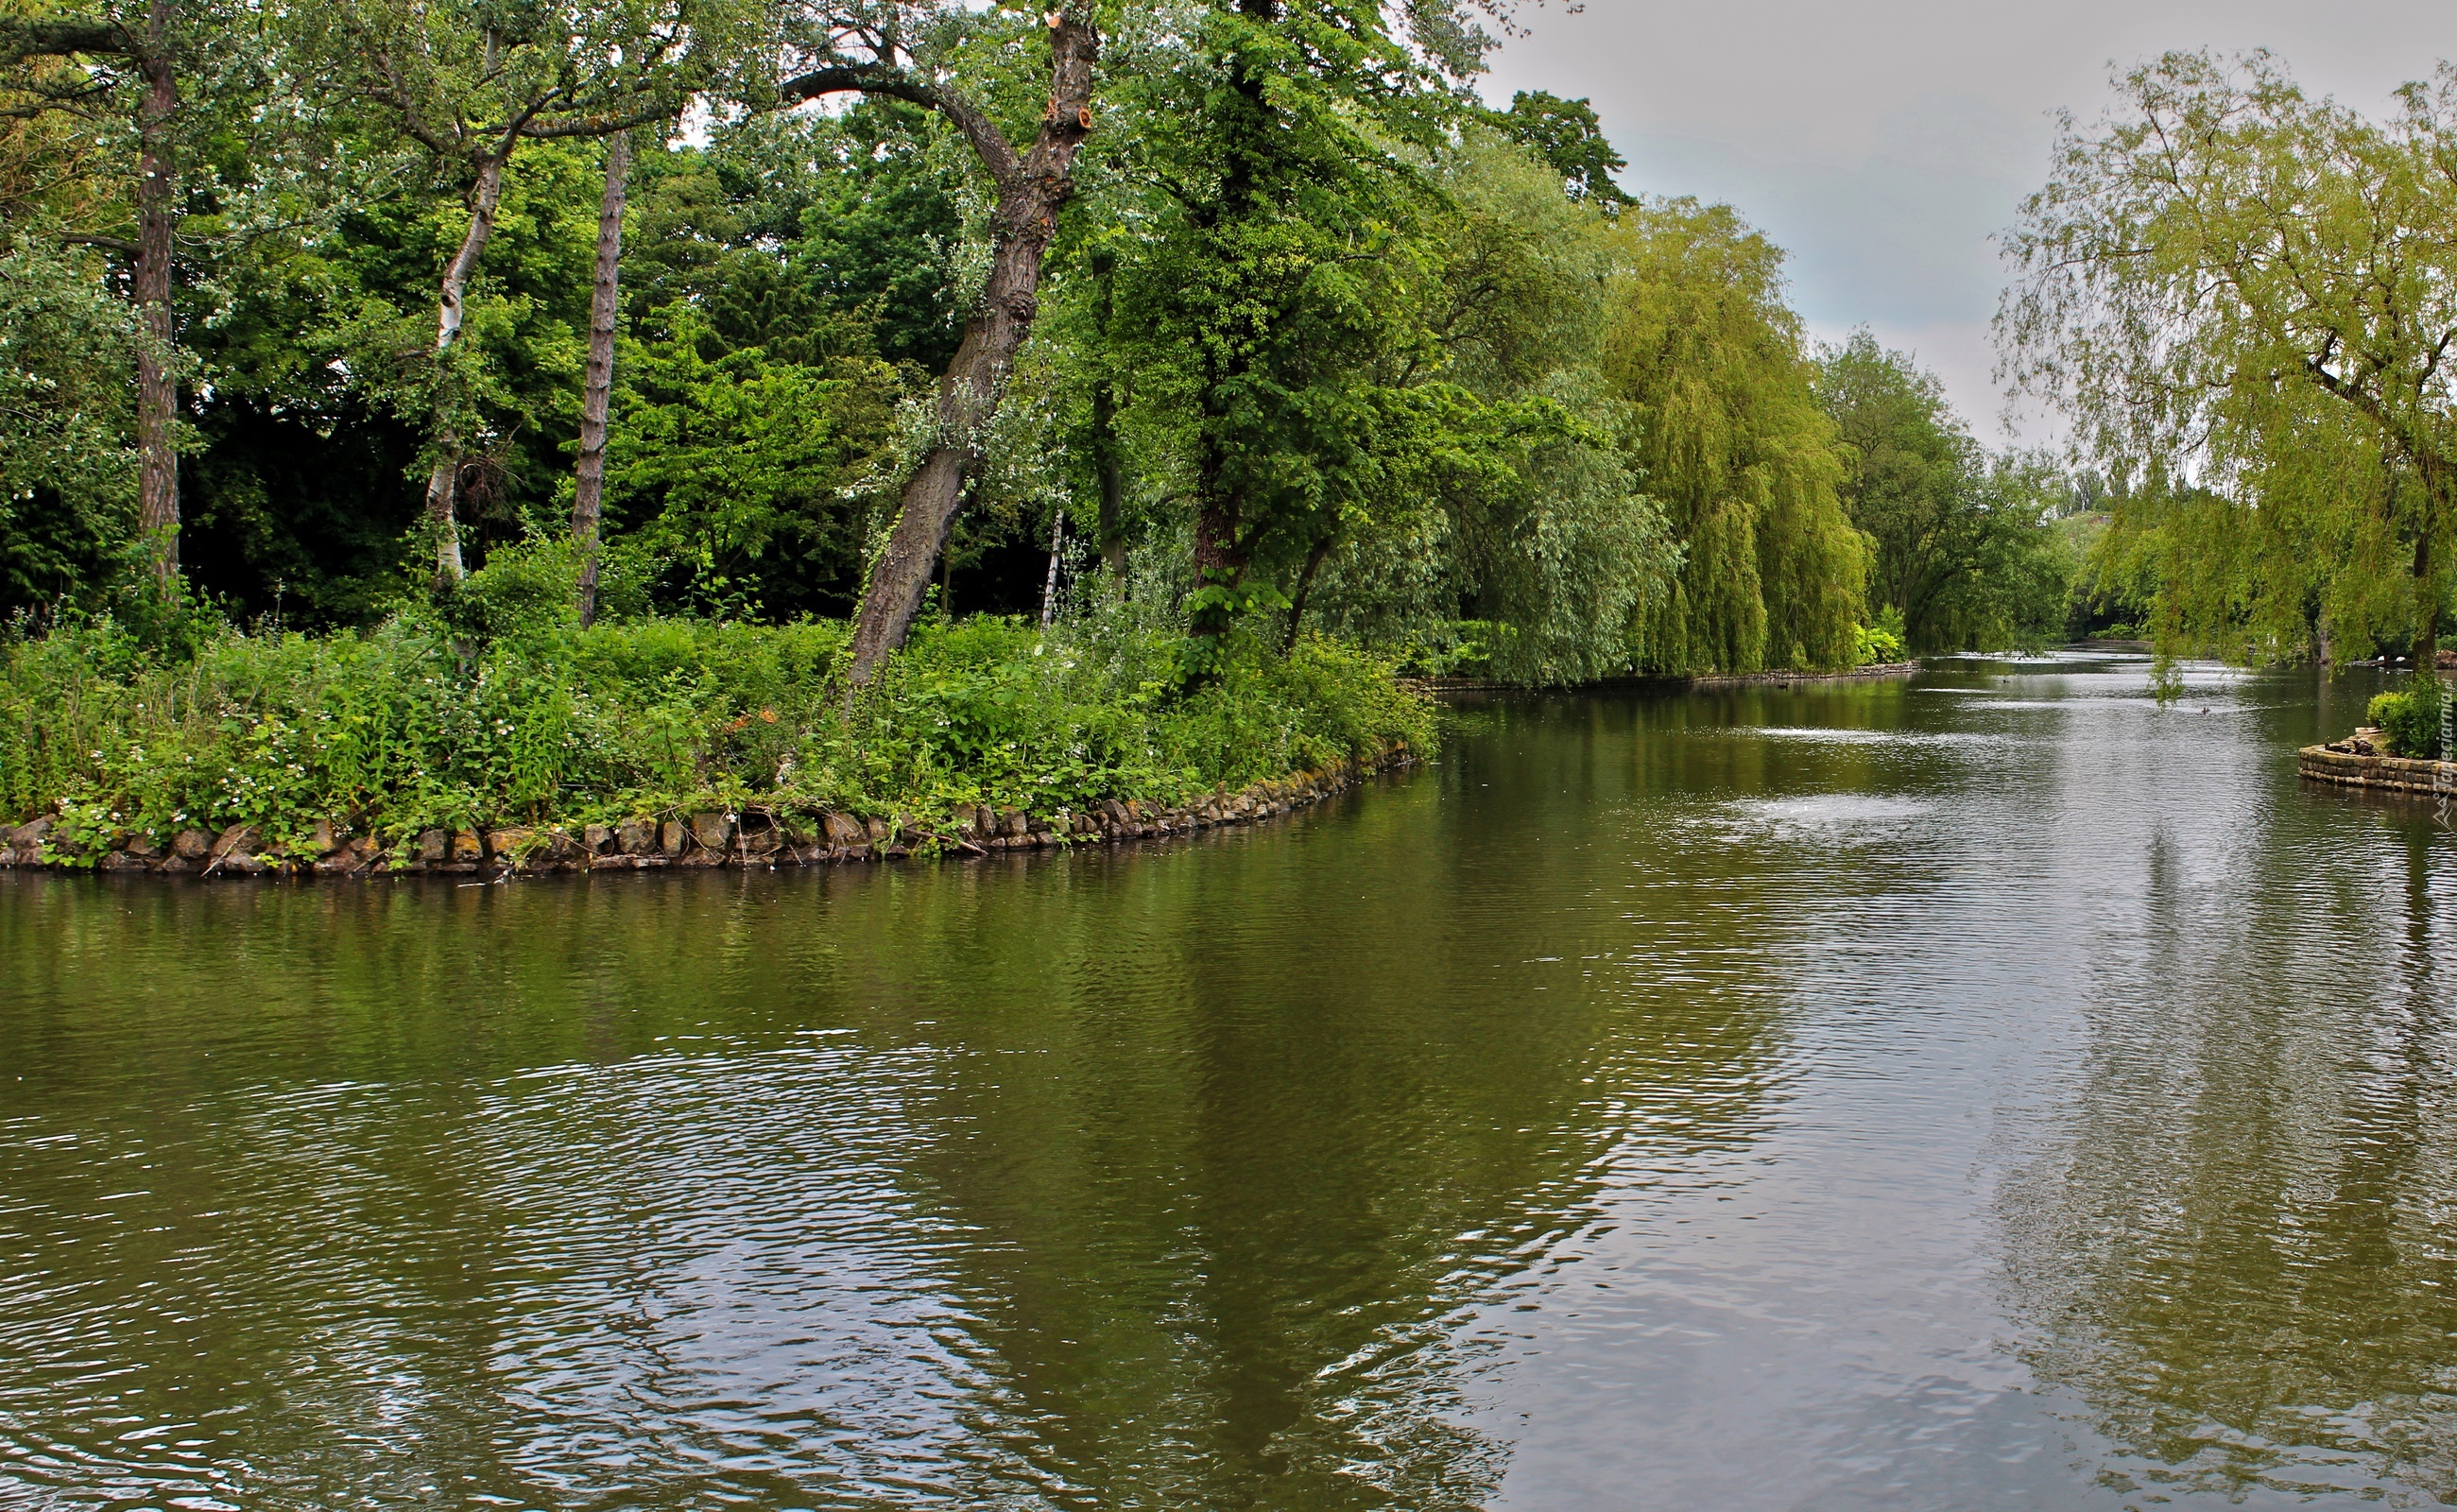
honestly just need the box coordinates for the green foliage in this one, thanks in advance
[1096,0,1462,577]
[432,535,650,640]
[0,0,1901,696]
[604,303,909,617]
[1169,571,1290,686]
[2002,50,2457,665]
[0,610,1432,852]
[1391,620,1501,678]
[1606,198,1868,674]
[2367,680,2445,758]
[1854,608,1907,666]
[1488,91,1632,206]
[0,236,138,615]
[1816,331,2073,653]
[1411,137,1675,683]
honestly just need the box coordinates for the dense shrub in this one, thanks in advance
[1852,608,1908,666]
[0,606,1432,862]
[2366,680,2446,758]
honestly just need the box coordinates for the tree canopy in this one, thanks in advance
[0,0,2068,682]
[2002,49,2457,662]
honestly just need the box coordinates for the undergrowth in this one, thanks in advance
[0,592,1433,862]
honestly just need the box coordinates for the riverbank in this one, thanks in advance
[1408,661,1921,699]
[0,741,1418,878]
[2296,745,2457,798]
[1,610,1434,879]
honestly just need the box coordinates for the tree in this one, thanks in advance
[2001,50,2457,662]
[571,128,630,627]
[1605,198,1867,673]
[310,0,729,591]
[2,1,201,589]
[1490,90,1630,207]
[0,235,137,611]
[773,1,1099,688]
[1818,331,2068,652]
[1297,128,1673,682]
[1086,0,1525,673]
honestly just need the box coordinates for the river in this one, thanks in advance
[3,650,2452,1510]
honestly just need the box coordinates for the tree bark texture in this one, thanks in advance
[573,130,632,627]
[422,152,509,592]
[131,0,178,588]
[837,15,1100,689]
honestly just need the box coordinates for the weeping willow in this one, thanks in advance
[2096,388,2455,665]
[1302,132,1681,684]
[1603,199,1868,674]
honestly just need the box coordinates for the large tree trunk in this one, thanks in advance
[572,129,631,628]
[131,0,177,590]
[840,16,1100,689]
[422,151,509,592]
[1181,482,1247,668]
[1193,490,1243,585]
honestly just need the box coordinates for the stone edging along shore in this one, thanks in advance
[0,743,1418,881]
[2297,745,2457,798]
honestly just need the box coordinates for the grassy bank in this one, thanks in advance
[0,604,1433,869]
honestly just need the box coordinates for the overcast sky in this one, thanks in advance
[1479,0,2457,444]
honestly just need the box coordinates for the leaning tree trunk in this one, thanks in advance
[422,151,509,592]
[130,0,178,590]
[840,17,1100,689]
[572,130,632,628]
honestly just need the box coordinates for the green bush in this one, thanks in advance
[2367,680,2447,758]
[0,605,1434,862]
[1853,607,1908,666]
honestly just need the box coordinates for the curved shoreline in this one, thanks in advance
[0,744,1419,882]
[2296,744,2457,798]
[1408,661,1921,698]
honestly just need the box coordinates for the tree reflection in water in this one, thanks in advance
[2001,794,2457,1503]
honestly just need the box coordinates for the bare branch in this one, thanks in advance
[776,60,1021,185]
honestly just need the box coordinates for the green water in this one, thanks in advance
[5,651,2454,1510]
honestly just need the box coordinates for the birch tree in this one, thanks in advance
[311,0,721,590]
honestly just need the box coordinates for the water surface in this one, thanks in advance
[6,652,2455,1510]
